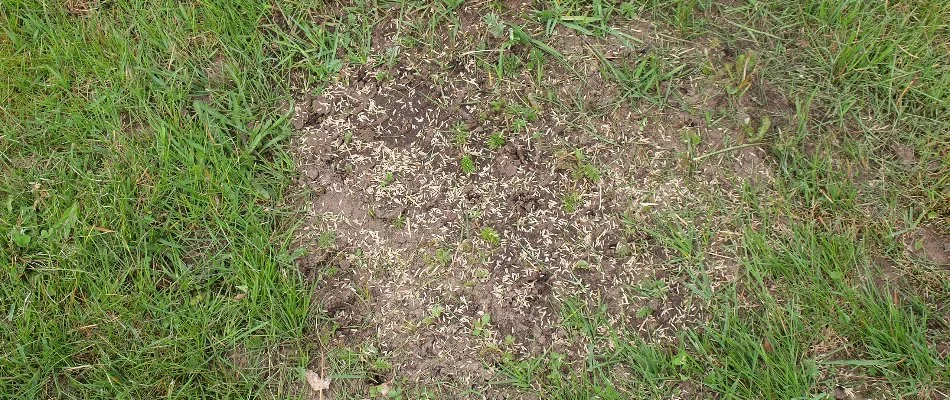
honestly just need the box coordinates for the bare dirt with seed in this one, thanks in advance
[283,6,897,398]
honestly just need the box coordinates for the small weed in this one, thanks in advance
[670,349,688,368]
[571,150,601,183]
[487,132,506,150]
[506,102,538,122]
[574,260,591,270]
[616,242,634,258]
[318,230,337,249]
[472,313,491,337]
[381,171,396,187]
[441,0,464,11]
[672,0,706,37]
[635,306,653,318]
[10,228,31,247]
[484,13,506,37]
[744,115,771,142]
[619,2,639,19]
[480,227,501,246]
[453,122,471,146]
[683,130,701,153]
[512,118,528,132]
[435,247,452,265]
[593,50,680,105]
[498,53,524,77]
[369,382,403,399]
[633,279,670,298]
[723,50,758,98]
[562,191,581,212]
[385,45,401,67]
[490,99,506,113]
[505,22,565,61]
[421,305,444,326]
[393,215,406,229]
[574,163,600,182]
[466,209,483,220]
[372,357,392,373]
[682,130,702,173]
[460,154,476,174]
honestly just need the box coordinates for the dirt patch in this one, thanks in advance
[893,144,918,167]
[906,225,950,267]
[288,9,787,394]
[291,60,624,384]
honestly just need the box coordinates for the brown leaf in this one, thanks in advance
[305,370,331,392]
[762,338,774,353]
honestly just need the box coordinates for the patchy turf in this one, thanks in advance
[2,0,948,399]
[286,2,948,398]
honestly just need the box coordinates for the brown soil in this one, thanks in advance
[906,225,950,267]
[288,7,782,396]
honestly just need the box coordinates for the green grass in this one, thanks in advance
[498,299,681,399]
[0,1,325,397]
[2,0,948,398]
[504,0,948,397]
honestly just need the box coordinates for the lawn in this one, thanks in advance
[1,1,947,399]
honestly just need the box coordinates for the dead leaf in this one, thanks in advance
[305,370,331,392]
[762,338,773,353]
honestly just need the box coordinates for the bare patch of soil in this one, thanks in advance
[288,10,784,394]
[907,225,950,267]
